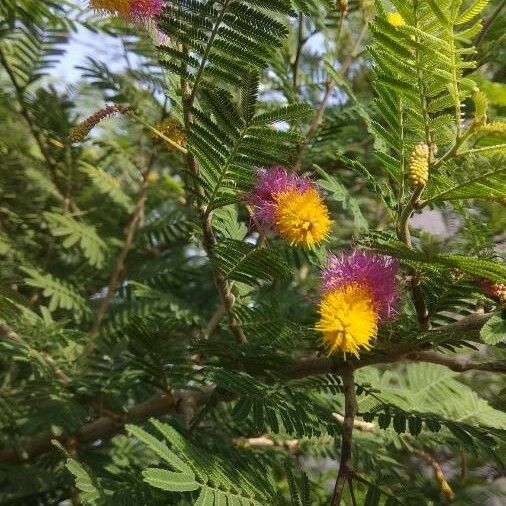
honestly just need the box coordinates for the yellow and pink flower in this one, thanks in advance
[247,166,332,248]
[89,0,163,20]
[316,250,399,357]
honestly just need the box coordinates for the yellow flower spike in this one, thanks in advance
[387,12,406,27]
[407,142,430,188]
[89,0,131,15]
[273,188,332,248]
[316,283,378,357]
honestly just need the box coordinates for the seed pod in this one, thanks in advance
[69,104,128,143]
[337,0,348,15]
[407,142,430,188]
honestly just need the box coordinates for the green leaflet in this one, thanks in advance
[424,167,506,203]
[366,237,506,283]
[43,211,107,268]
[213,239,292,285]
[129,420,272,504]
[64,457,104,505]
[142,468,199,492]
[313,164,368,232]
[20,267,90,320]
[79,162,134,212]
[480,314,506,345]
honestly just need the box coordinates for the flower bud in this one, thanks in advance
[407,142,430,188]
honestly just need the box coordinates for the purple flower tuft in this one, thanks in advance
[128,0,164,19]
[247,166,315,226]
[321,249,400,319]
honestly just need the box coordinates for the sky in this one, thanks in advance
[53,26,129,82]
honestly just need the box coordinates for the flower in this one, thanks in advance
[316,283,378,356]
[89,0,163,19]
[317,250,399,356]
[274,188,332,247]
[407,142,429,188]
[69,104,128,143]
[153,117,186,149]
[248,166,314,226]
[128,0,163,19]
[247,166,331,248]
[321,250,399,318]
[387,11,405,27]
[89,0,131,15]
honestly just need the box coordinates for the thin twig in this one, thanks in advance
[87,186,148,342]
[330,367,357,506]
[202,304,226,339]
[292,12,304,90]
[474,0,506,50]
[397,186,431,330]
[348,479,358,506]
[180,48,247,345]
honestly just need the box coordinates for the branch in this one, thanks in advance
[87,187,148,340]
[330,368,357,506]
[293,17,369,171]
[405,351,506,373]
[413,449,455,501]
[0,388,214,465]
[180,55,246,345]
[234,435,300,452]
[0,314,497,464]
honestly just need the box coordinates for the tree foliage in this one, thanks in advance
[0,0,505,504]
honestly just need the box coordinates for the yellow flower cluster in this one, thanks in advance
[153,117,187,150]
[407,142,429,188]
[387,12,405,27]
[274,188,332,248]
[315,283,377,356]
[89,0,130,15]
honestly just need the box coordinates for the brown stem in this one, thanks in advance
[397,186,431,330]
[86,187,148,342]
[413,449,455,501]
[180,58,246,345]
[405,351,506,373]
[331,367,357,506]
[0,389,215,465]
